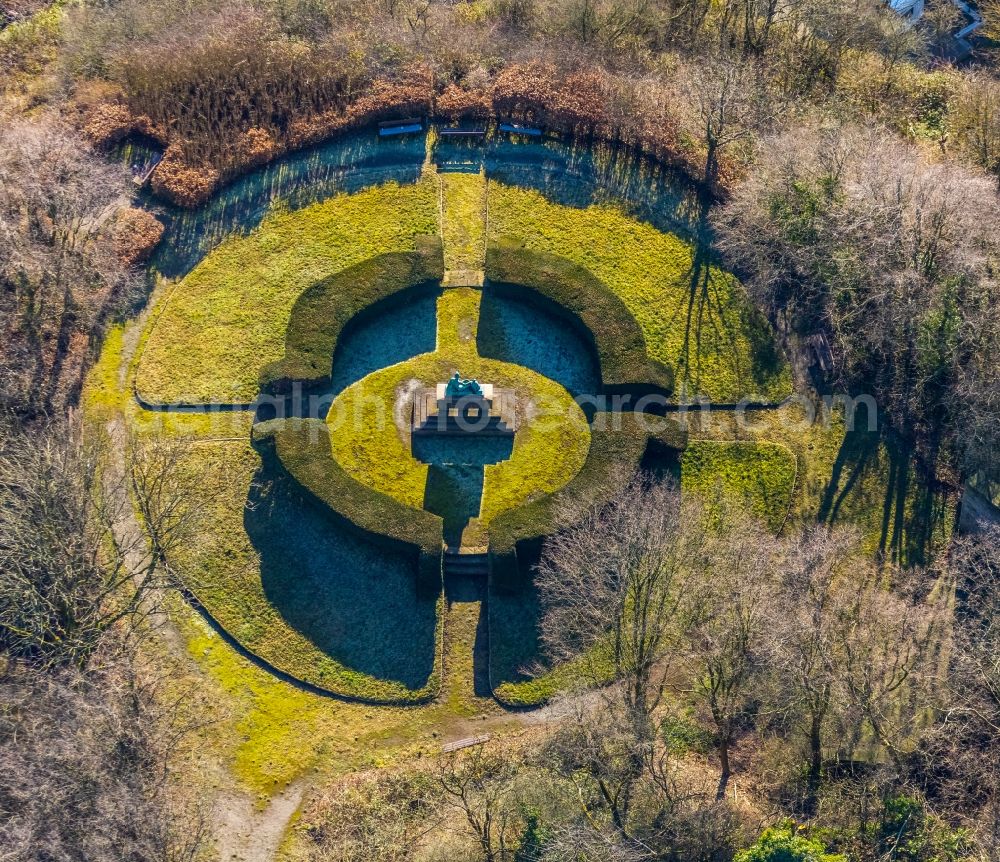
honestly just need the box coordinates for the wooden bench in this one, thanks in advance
[378,118,425,137]
[441,734,490,753]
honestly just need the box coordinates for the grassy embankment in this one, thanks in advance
[136,177,439,404]
[486,182,793,404]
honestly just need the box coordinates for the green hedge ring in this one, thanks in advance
[484,240,674,396]
[256,240,690,603]
[259,237,445,395]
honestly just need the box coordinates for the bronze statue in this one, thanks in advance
[445,372,483,398]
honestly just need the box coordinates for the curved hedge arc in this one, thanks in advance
[484,241,674,396]
[260,237,444,395]
[254,418,444,599]
[488,412,688,593]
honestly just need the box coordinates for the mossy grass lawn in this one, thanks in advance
[327,288,591,538]
[166,594,515,805]
[681,440,797,532]
[486,182,793,403]
[440,171,487,271]
[136,177,439,404]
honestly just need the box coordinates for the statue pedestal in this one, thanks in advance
[412,385,515,436]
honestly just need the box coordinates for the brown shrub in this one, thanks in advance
[89,60,704,208]
[114,208,164,267]
[492,63,609,132]
[435,82,492,119]
[233,126,280,171]
[82,102,135,148]
[492,63,698,178]
[286,66,434,149]
[149,144,220,207]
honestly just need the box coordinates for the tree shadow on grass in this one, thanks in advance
[244,463,437,690]
[673,205,785,400]
[484,136,702,239]
[875,437,951,567]
[817,403,949,567]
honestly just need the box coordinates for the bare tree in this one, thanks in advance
[536,475,704,741]
[677,55,775,187]
[299,769,440,862]
[0,660,209,862]
[713,123,1000,475]
[769,526,862,811]
[951,71,1000,182]
[914,527,1000,856]
[0,419,208,668]
[832,564,949,768]
[540,697,652,839]
[715,0,781,57]
[678,507,778,799]
[437,742,522,862]
[533,476,714,837]
[0,115,140,416]
[919,0,964,54]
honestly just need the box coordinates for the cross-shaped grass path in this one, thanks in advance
[328,166,589,553]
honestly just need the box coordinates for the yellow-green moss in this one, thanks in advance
[486,182,792,403]
[174,603,440,801]
[136,179,439,403]
[681,440,797,532]
[440,171,487,271]
[81,324,126,422]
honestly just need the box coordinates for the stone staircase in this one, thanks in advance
[443,551,490,578]
[442,269,485,288]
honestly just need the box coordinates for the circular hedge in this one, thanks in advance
[257,239,689,600]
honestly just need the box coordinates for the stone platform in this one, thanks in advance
[411,386,516,436]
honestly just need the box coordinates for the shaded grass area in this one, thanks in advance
[260,418,443,596]
[815,427,953,567]
[136,177,439,403]
[680,440,797,532]
[484,245,670,393]
[477,286,601,397]
[687,404,954,564]
[329,287,439,397]
[486,182,792,403]
[488,584,603,707]
[326,288,591,542]
[171,440,441,702]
